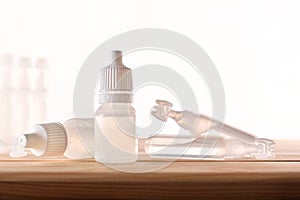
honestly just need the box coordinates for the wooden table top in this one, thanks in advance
[0,139,299,199]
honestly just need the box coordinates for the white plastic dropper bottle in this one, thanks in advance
[95,50,138,163]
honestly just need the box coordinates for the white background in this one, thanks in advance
[0,0,299,139]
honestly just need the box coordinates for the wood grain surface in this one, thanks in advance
[0,140,299,199]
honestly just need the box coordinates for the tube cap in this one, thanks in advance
[24,123,67,157]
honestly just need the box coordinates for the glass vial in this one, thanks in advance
[0,54,14,143]
[14,57,32,138]
[144,135,275,160]
[31,58,48,125]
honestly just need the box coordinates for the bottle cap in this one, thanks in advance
[99,50,133,103]
[21,123,67,157]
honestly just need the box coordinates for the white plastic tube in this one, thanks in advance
[13,118,94,159]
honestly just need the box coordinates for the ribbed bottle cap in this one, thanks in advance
[99,51,133,103]
[99,50,133,92]
[25,123,67,157]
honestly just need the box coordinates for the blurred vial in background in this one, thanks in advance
[31,58,48,125]
[0,54,14,142]
[13,57,32,138]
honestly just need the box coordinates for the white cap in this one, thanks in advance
[99,50,133,103]
[21,123,67,157]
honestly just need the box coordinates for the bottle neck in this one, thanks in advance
[98,91,133,104]
[110,50,123,66]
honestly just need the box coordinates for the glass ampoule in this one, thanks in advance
[143,135,275,160]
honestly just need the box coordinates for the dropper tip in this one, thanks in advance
[110,50,123,65]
